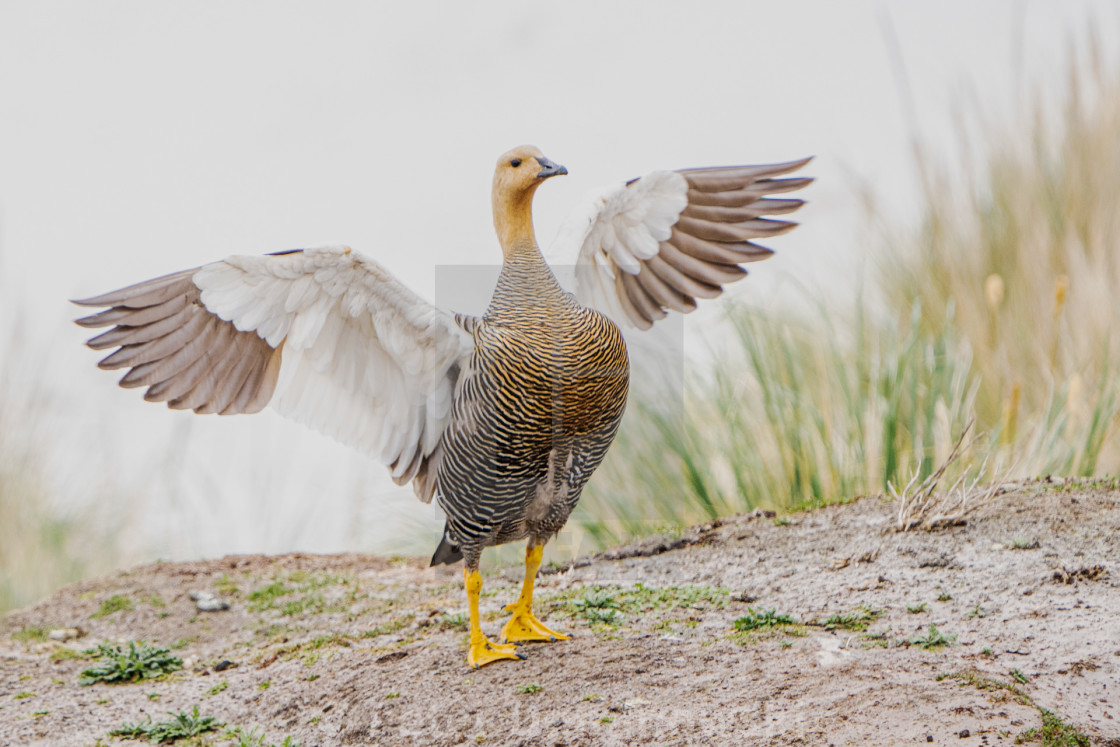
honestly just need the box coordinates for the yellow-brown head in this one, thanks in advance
[491,145,567,254]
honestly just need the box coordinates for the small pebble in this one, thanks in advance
[48,628,82,642]
[213,660,236,672]
[926,737,933,743]
[189,590,230,611]
[959,729,970,738]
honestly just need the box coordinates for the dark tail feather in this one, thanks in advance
[430,531,463,567]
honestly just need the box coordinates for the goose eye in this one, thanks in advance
[510,158,522,168]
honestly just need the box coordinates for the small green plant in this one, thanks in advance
[733,608,797,631]
[205,681,228,697]
[937,592,952,602]
[861,631,889,648]
[11,626,48,643]
[222,725,302,747]
[258,680,271,691]
[941,670,1028,703]
[1010,668,1029,684]
[981,647,993,657]
[968,603,986,619]
[50,647,85,661]
[109,705,221,743]
[906,603,928,614]
[1017,708,1089,746]
[13,691,34,700]
[90,594,134,619]
[582,693,602,702]
[79,642,182,685]
[439,613,468,631]
[1009,538,1040,551]
[213,574,241,597]
[573,588,621,625]
[598,716,613,724]
[308,633,352,650]
[146,692,160,701]
[772,517,792,527]
[910,624,957,650]
[819,606,882,632]
[516,683,543,695]
[248,581,292,607]
[361,617,412,638]
[385,691,399,699]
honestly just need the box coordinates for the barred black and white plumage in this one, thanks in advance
[73,144,811,667]
[432,256,630,567]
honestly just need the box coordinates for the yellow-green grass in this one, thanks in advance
[0,320,129,615]
[575,60,1120,547]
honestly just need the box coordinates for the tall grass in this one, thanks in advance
[574,61,1120,548]
[0,317,130,616]
[878,57,1120,468]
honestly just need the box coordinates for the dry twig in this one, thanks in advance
[890,420,1008,531]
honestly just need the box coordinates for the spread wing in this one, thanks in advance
[73,246,474,500]
[547,158,812,329]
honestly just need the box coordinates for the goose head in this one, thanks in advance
[492,145,567,252]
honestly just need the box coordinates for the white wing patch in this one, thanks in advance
[550,172,688,325]
[548,159,811,329]
[195,246,473,487]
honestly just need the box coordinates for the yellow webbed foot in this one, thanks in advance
[468,635,524,669]
[500,603,570,644]
[463,568,524,668]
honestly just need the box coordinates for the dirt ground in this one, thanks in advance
[1,478,1118,746]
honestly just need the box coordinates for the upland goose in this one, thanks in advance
[75,145,811,667]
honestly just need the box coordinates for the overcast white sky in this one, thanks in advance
[1,1,1117,563]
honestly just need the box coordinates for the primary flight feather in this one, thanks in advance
[75,145,811,667]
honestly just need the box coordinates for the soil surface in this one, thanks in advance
[2,478,1118,747]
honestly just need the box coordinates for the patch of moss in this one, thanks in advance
[11,627,48,643]
[90,595,134,619]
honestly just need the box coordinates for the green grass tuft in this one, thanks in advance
[109,705,220,743]
[817,605,882,632]
[222,725,302,747]
[733,608,798,632]
[543,583,730,629]
[909,624,957,650]
[11,626,48,643]
[90,594,134,619]
[1016,709,1089,746]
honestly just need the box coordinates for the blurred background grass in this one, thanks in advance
[574,57,1120,546]
[4,56,1120,613]
[0,317,136,613]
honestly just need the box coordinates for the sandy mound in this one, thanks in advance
[2,479,1118,746]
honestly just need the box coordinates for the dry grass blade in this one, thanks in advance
[890,420,1008,531]
[890,419,974,530]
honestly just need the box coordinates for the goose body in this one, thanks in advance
[75,145,810,667]
[432,255,629,568]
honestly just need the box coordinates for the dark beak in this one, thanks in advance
[535,156,568,179]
